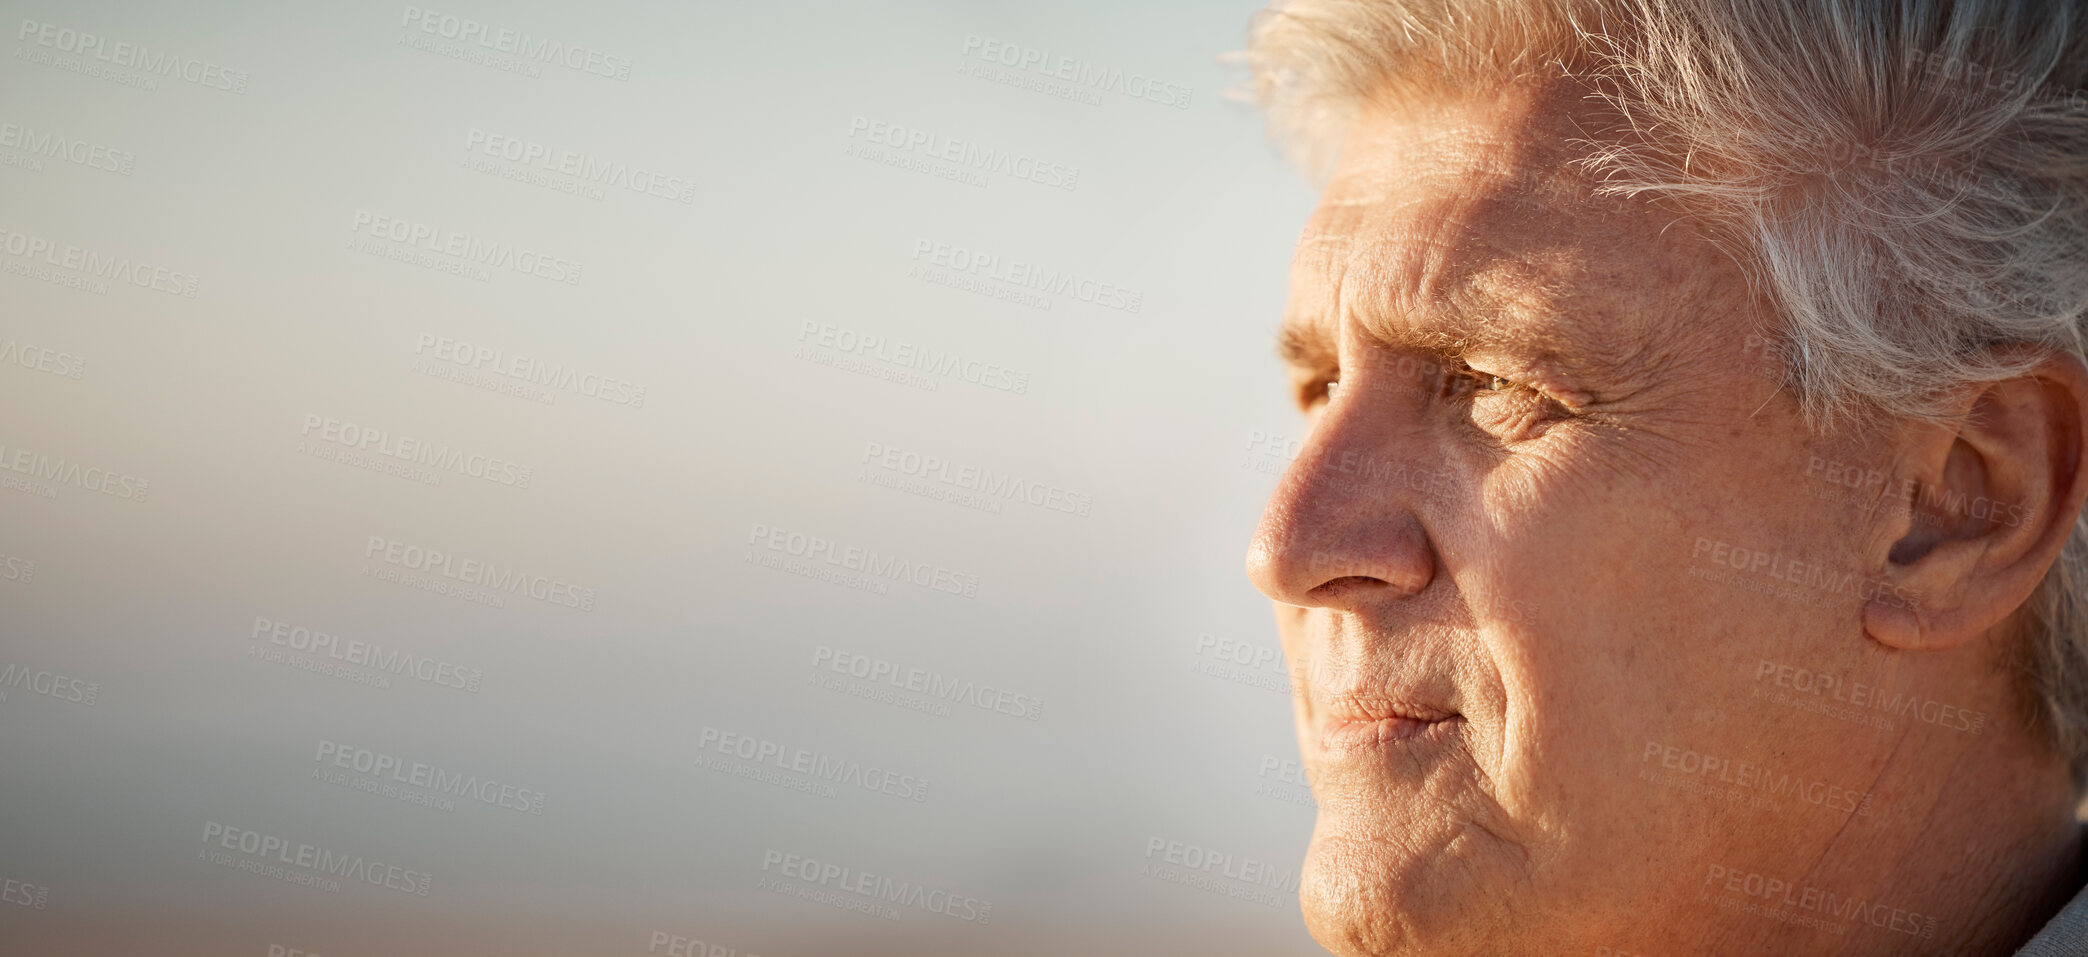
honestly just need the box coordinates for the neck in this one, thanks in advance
[1825,723,2086,957]
[1903,757,2083,956]
[1677,724,2084,956]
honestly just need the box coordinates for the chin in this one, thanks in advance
[1299,829,1433,957]
[1299,811,1531,957]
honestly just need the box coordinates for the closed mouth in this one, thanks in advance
[1314,694,1459,755]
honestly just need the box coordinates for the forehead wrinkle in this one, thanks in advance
[1329,194,1475,358]
[1278,84,1745,405]
[1333,205,1538,362]
[1331,91,1645,348]
[1337,183,1649,376]
[1293,100,1644,374]
[1280,215,1368,366]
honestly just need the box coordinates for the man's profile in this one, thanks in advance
[1240,1,2088,953]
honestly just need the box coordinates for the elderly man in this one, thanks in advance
[1241,1,2088,954]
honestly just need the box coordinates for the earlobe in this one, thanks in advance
[1862,596,1925,649]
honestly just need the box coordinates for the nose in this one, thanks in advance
[1245,382,1438,610]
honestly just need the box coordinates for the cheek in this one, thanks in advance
[1460,458,1723,808]
[1464,457,1681,658]
[1477,610,1655,828]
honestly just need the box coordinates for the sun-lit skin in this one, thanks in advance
[1246,79,2088,957]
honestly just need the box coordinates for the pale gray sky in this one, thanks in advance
[0,1,1324,953]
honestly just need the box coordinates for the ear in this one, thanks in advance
[1864,353,2088,651]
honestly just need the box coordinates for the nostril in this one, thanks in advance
[1308,575,1390,602]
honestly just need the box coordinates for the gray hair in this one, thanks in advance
[1246,0,2088,785]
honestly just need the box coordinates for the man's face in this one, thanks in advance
[1247,84,1914,955]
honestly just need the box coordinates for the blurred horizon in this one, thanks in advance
[0,1,1328,954]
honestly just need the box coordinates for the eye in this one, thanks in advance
[1447,361,1565,440]
[1294,371,1340,412]
[1440,361,1519,398]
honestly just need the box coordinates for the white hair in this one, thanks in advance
[1246,0,2088,786]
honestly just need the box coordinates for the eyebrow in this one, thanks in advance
[1276,285,1587,372]
[1276,318,1335,370]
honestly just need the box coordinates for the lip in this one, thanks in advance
[1319,716,1445,752]
[1314,694,1458,756]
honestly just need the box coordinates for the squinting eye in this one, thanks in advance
[1446,363,1517,396]
[1459,362,1519,393]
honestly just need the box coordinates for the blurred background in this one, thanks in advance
[0,1,1326,954]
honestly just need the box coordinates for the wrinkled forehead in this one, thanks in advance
[1284,90,1732,363]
